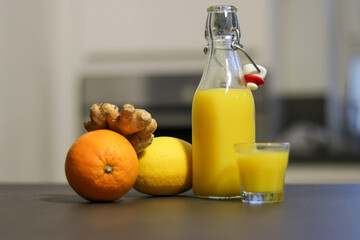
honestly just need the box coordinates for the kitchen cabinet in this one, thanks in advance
[81,0,272,54]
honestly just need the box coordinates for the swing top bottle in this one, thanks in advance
[192,5,256,199]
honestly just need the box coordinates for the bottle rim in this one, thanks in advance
[207,5,237,12]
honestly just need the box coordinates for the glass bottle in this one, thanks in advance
[192,5,256,199]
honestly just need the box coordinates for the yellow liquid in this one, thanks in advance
[192,88,255,198]
[236,150,289,193]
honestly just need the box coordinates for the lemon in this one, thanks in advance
[133,136,192,196]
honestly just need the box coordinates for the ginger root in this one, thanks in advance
[84,103,157,154]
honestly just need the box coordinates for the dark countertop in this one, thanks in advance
[1,184,360,240]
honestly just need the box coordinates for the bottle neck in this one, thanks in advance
[199,38,244,90]
[208,39,233,51]
[197,5,245,90]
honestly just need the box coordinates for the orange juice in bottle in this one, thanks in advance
[192,5,256,199]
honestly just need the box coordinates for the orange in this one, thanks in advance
[65,129,138,202]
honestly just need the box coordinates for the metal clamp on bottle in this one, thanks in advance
[230,29,261,73]
[203,28,261,74]
[232,28,267,90]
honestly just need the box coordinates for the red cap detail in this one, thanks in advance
[244,74,265,86]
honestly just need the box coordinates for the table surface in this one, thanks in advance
[1,184,360,240]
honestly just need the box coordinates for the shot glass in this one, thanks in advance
[234,142,290,203]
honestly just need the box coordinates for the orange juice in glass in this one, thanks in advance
[234,142,290,203]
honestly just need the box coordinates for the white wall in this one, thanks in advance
[270,0,331,97]
[0,1,54,182]
[0,0,82,182]
[80,0,272,76]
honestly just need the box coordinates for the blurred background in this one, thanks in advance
[1,0,359,183]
